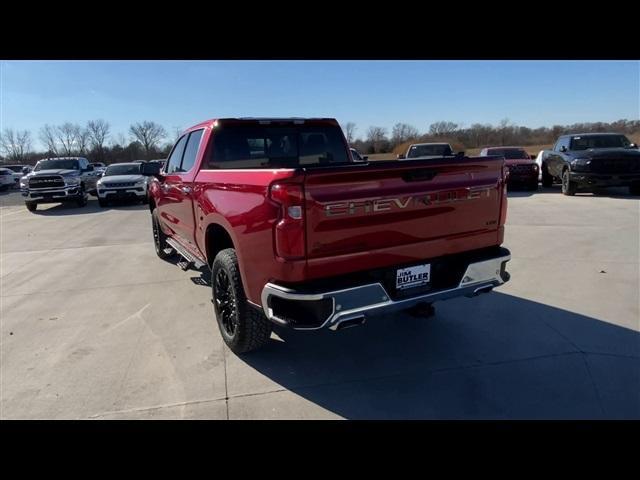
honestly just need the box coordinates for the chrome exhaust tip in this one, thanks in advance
[331,316,366,331]
[472,285,494,296]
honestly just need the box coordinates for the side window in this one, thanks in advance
[166,135,188,174]
[555,137,567,152]
[178,129,204,173]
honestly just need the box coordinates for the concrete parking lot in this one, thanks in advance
[1,186,639,419]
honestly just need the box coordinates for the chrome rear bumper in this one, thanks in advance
[261,250,511,331]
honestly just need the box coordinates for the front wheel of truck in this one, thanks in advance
[25,201,37,212]
[212,248,272,354]
[76,186,88,207]
[541,164,553,187]
[561,169,577,196]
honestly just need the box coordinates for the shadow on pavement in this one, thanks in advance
[237,291,640,419]
[508,185,640,199]
[30,199,147,216]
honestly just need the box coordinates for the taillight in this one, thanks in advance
[499,164,508,225]
[269,182,305,260]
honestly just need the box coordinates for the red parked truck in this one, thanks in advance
[145,118,511,353]
[480,146,539,190]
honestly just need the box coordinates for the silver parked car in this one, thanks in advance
[96,162,150,207]
[0,168,16,190]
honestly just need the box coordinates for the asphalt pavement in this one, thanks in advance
[1,186,638,419]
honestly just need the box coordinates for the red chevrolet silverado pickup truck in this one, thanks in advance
[146,118,511,353]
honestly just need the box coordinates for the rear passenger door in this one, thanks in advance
[157,130,204,249]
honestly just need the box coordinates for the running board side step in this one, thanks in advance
[165,237,207,270]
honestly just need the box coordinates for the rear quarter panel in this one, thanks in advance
[193,169,302,304]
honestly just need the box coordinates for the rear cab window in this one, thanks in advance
[205,124,350,169]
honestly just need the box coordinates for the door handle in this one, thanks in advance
[180,186,192,194]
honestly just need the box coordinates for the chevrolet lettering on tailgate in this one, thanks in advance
[324,187,492,217]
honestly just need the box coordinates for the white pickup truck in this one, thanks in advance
[397,142,455,160]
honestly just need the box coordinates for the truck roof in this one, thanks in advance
[484,146,527,150]
[561,132,623,137]
[185,117,340,132]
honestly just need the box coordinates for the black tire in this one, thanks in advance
[151,208,174,259]
[98,198,108,207]
[630,183,640,196]
[76,186,87,207]
[25,201,37,212]
[212,248,272,354]
[561,169,577,196]
[529,180,539,191]
[141,195,148,205]
[541,163,553,187]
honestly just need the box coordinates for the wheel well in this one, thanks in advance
[205,224,234,266]
[148,197,156,213]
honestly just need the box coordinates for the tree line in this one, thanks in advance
[0,120,175,165]
[346,118,640,155]
[2,118,639,165]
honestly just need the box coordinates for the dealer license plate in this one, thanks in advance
[396,264,431,290]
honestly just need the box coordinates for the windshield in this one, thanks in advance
[570,135,631,151]
[407,144,452,158]
[104,164,141,176]
[487,148,529,159]
[206,125,350,168]
[35,159,80,171]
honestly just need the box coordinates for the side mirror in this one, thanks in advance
[629,143,638,149]
[397,154,405,159]
[22,167,29,174]
[530,154,536,160]
[141,162,162,177]
[560,145,568,152]
[362,155,369,161]
[456,151,465,157]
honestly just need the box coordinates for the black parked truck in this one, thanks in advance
[540,133,640,196]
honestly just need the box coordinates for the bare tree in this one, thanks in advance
[76,127,91,155]
[366,126,389,153]
[129,121,167,158]
[344,122,357,144]
[391,123,420,145]
[172,126,183,143]
[110,132,128,148]
[55,123,81,156]
[87,120,110,160]
[429,121,459,137]
[39,124,59,157]
[498,118,512,145]
[0,129,32,163]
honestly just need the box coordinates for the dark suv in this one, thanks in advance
[540,133,640,195]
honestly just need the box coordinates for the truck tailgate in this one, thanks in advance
[303,157,505,263]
